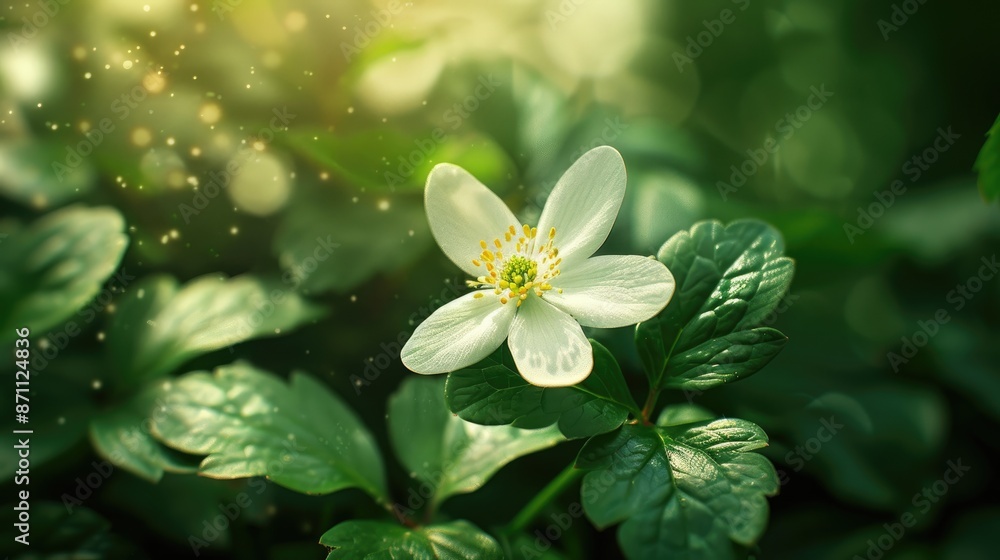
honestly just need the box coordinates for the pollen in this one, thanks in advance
[468,223,563,307]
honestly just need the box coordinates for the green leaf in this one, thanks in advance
[445,341,638,439]
[0,139,95,207]
[89,381,200,483]
[636,219,793,390]
[107,273,324,387]
[0,205,127,338]
[0,502,142,559]
[320,520,503,560]
[388,376,563,506]
[974,113,1000,202]
[662,328,788,390]
[152,363,388,501]
[575,412,778,560]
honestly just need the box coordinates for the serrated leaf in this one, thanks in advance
[320,520,503,560]
[636,219,793,390]
[663,328,788,390]
[0,205,127,338]
[89,382,200,483]
[389,376,563,506]
[576,413,778,560]
[107,274,324,387]
[445,341,638,439]
[974,113,1000,202]
[151,363,388,500]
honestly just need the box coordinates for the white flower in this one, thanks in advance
[401,146,675,387]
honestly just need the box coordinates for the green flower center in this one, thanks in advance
[500,255,537,290]
[468,223,563,307]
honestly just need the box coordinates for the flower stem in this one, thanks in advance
[503,463,582,535]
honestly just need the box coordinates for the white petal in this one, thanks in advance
[402,291,515,374]
[544,255,675,328]
[535,146,626,266]
[508,299,593,387]
[425,163,518,277]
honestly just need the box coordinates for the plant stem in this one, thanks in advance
[503,463,583,535]
[641,388,660,424]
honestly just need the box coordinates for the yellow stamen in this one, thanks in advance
[473,292,484,299]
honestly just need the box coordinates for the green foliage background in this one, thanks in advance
[1,0,998,558]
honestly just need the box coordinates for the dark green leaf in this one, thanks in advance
[636,219,793,390]
[0,205,127,338]
[0,502,143,559]
[445,341,638,439]
[974,113,1000,202]
[575,411,778,560]
[388,376,563,506]
[320,520,503,560]
[107,273,324,387]
[89,381,200,483]
[152,363,388,500]
[663,328,788,390]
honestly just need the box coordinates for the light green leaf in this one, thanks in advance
[636,219,793,390]
[0,139,95,207]
[107,273,324,387]
[89,381,200,483]
[389,376,563,506]
[445,341,638,439]
[152,363,388,501]
[974,113,1000,202]
[320,520,503,560]
[576,412,778,560]
[0,205,127,338]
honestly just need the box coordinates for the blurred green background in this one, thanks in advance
[1,0,998,558]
